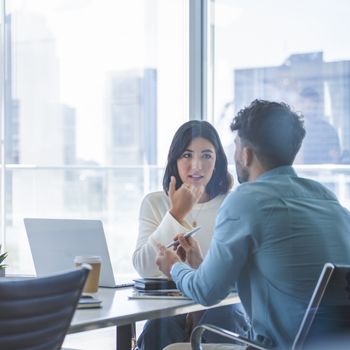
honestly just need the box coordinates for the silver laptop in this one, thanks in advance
[24,218,133,288]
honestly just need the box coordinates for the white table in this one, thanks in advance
[69,287,240,350]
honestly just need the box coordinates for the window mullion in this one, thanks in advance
[189,0,208,121]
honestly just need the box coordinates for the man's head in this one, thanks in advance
[230,99,306,183]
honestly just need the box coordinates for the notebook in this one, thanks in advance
[78,295,102,309]
[133,278,177,290]
[24,218,134,288]
[128,290,191,300]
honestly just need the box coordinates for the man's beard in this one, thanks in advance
[235,161,249,184]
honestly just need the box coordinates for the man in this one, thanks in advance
[156,100,350,349]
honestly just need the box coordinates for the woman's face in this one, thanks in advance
[177,137,217,188]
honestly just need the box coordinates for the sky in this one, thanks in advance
[212,0,350,146]
[8,0,350,164]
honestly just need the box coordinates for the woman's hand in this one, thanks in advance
[174,234,203,269]
[168,176,204,223]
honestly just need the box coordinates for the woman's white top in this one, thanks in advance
[132,191,226,277]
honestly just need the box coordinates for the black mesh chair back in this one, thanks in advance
[292,263,350,350]
[0,265,90,350]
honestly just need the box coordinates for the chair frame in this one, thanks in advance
[191,262,350,350]
[191,324,267,349]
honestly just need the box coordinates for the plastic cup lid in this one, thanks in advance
[74,255,102,264]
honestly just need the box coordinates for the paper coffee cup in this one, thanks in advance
[74,255,101,293]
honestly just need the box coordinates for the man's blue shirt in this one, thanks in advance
[171,166,350,349]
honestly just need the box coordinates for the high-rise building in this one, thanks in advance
[105,68,157,220]
[106,68,157,166]
[234,52,350,155]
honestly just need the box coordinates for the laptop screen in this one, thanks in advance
[24,218,117,287]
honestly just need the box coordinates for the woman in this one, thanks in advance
[133,120,250,350]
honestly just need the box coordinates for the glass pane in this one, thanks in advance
[211,0,350,208]
[5,0,188,274]
[5,167,164,275]
[0,3,3,250]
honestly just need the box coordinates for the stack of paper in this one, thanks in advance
[77,295,102,309]
[129,290,191,300]
[133,278,177,290]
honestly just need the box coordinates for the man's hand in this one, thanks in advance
[168,176,204,223]
[175,234,203,269]
[156,243,181,278]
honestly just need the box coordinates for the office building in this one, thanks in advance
[234,52,350,154]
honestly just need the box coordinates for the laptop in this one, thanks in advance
[24,218,134,288]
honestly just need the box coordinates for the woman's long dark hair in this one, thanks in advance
[163,120,232,199]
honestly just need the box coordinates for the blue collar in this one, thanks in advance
[256,165,297,181]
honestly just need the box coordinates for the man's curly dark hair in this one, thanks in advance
[231,99,306,169]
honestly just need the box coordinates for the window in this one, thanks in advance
[4,0,350,276]
[210,0,350,208]
[1,0,188,275]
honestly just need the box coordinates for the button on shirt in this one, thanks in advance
[171,166,350,349]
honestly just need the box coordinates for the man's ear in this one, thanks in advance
[243,146,254,167]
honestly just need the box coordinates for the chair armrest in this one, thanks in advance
[190,324,269,350]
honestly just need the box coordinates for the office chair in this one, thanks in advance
[0,265,90,350]
[190,263,350,350]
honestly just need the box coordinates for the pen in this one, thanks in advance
[166,226,201,248]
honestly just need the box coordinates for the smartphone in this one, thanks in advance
[166,226,201,248]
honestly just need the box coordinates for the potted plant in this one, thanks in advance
[0,244,8,277]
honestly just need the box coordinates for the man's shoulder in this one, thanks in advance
[224,182,269,209]
[227,175,337,203]
[295,176,338,199]
[230,181,277,198]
